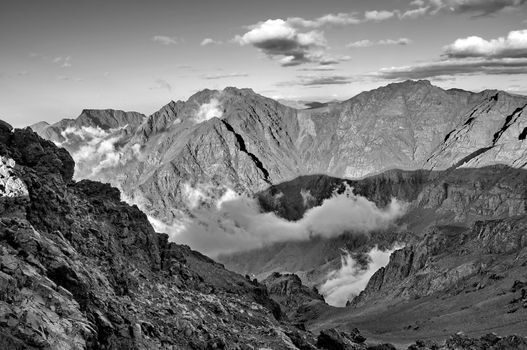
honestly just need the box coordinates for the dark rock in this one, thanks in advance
[317,328,366,350]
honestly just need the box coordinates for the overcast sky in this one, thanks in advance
[1,0,527,126]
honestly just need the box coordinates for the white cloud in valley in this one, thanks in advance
[320,245,403,307]
[150,183,407,257]
[59,125,141,178]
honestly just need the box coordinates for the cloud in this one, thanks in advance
[379,38,412,45]
[298,76,353,86]
[152,35,181,45]
[194,98,223,122]
[444,29,527,58]
[56,75,83,82]
[399,6,430,18]
[278,74,356,86]
[376,57,527,79]
[297,66,337,71]
[287,13,361,28]
[234,18,351,66]
[58,125,140,178]
[150,78,172,92]
[364,10,396,21]
[201,38,223,46]
[152,183,407,257]
[376,29,527,79]
[203,72,249,80]
[392,0,526,19]
[235,19,332,66]
[347,38,412,48]
[320,245,402,307]
[433,0,527,16]
[52,56,72,68]
[30,53,72,67]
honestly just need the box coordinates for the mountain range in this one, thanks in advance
[30,80,527,223]
[21,80,527,348]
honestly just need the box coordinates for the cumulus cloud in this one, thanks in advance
[153,183,407,257]
[194,98,223,122]
[444,29,527,58]
[347,38,412,48]
[201,38,223,46]
[376,29,527,79]
[152,35,181,45]
[234,18,352,66]
[320,245,402,307]
[235,19,333,66]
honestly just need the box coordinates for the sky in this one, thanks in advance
[1,0,527,127]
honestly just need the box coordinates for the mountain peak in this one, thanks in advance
[223,86,256,96]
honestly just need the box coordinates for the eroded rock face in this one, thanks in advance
[425,91,527,170]
[0,125,330,349]
[351,214,527,307]
[262,272,325,319]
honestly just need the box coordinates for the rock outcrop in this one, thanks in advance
[351,213,527,307]
[262,272,325,319]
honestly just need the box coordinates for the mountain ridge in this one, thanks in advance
[29,80,527,225]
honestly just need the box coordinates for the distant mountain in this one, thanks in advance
[30,80,527,223]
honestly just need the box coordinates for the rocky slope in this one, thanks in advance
[262,272,325,321]
[1,121,340,349]
[30,81,527,224]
